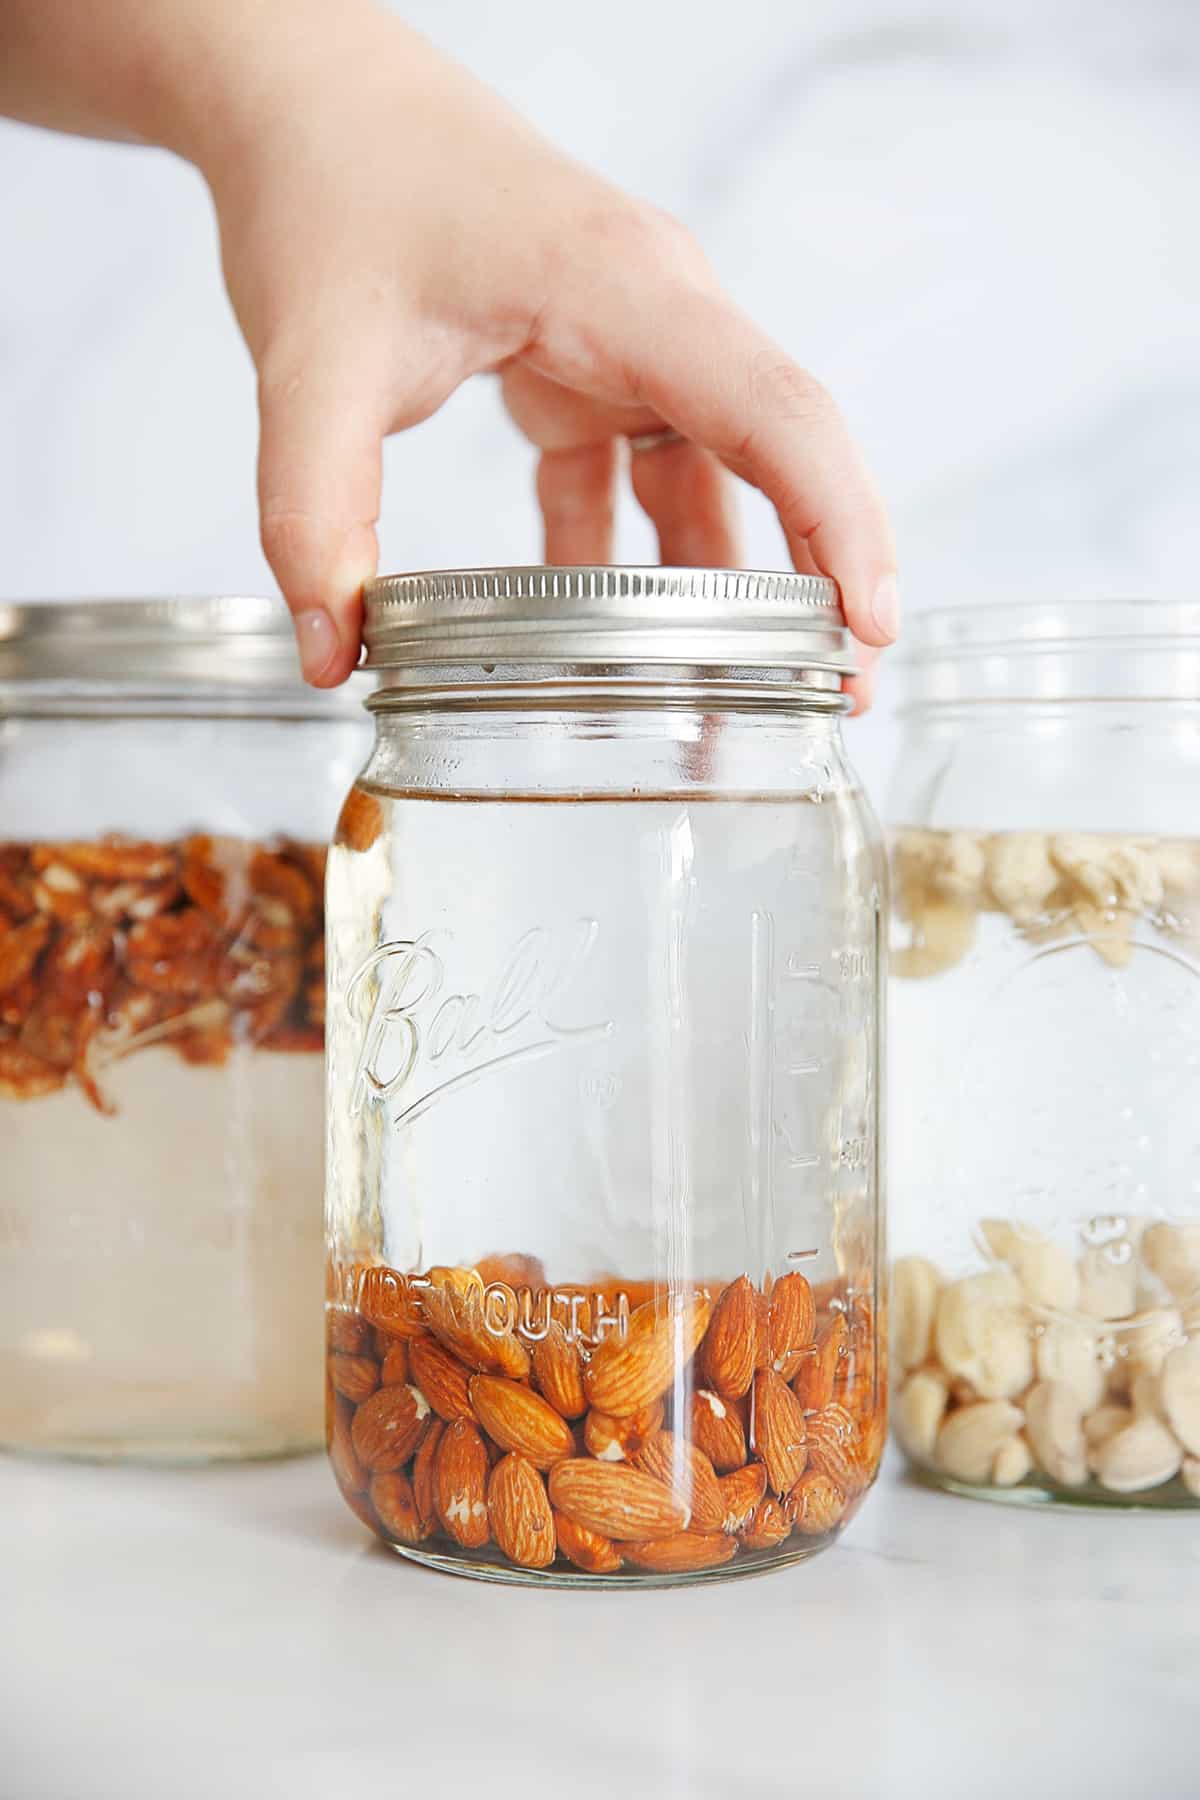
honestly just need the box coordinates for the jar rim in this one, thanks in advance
[363,565,855,677]
[900,597,1200,707]
[901,597,1200,662]
[0,596,367,710]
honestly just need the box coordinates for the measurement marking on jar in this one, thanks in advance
[785,955,821,981]
[786,1152,822,1170]
[785,1060,822,1077]
[786,1247,820,1263]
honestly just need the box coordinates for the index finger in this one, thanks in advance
[601,285,898,648]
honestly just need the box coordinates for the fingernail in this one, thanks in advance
[871,574,900,643]
[293,607,339,683]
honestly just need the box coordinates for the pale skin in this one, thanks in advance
[0,0,898,706]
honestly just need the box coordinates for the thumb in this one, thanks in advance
[257,352,384,685]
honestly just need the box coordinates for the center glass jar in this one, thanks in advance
[324,567,886,1586]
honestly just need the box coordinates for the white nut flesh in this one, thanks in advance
[891,1257,942,1373]
[936,1401,1025,1484]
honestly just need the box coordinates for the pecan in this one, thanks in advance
[124,911,223,997]
[0,1041,66,1099]
[34,839,176,883]
[0,915,50,995]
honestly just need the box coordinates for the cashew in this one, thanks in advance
[1078,1247,1138,1321]
[1049,834,1128,906]
[1121,1307,1184,1381]
[987,833,1060,921]
[892,1256,942,1373]
[1073,903,1135,967]
[1140,1224,1200,1305]
[1023,1381,1088,1487]
[935,1272,1032,1399]
[1152,839,1200,894]
[936,1401,1024,1484]
[1082,1403,1132,1449]
[1130,1370,1167,1423]
[1093,1417,1183,1493]
[1034,1318,1105,1413]
[991,1434,1034,1487]
[1160,1339,1200,1457]
[893,900,976,980]
[934,832,987,903]
[988,1227,1081,1312]
[1182,1458,1200,1500]
[893,1369,949,1463]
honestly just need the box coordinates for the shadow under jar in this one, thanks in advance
[888,600,1200,1509]
[325,567,887,1587]
[0,598,368,1461]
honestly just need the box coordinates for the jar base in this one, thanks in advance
[910,1463,1198,1513]
[382,1535,837,1590]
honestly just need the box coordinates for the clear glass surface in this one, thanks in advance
[889,603,1200,1508]
[325,690,886,1585]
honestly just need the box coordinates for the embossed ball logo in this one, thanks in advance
[345,923,612,1123]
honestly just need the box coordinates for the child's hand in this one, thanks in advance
[1,2,898,705]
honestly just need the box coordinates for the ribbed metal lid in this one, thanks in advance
[363,566,853,674]
[0,596,358,701]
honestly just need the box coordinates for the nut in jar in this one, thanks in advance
[326,1261,883,1584]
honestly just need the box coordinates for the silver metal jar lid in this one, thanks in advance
[363,566,853,675]
[0,596,359,702]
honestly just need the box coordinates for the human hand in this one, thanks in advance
[0,0,895,700]
[188,6,898,704]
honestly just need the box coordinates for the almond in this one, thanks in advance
[351,1382,432,1473]
[412,1418,445,1536]
[767,1272,817,1382]
[622,1531,738,1573]
[700,1275,757,1399]
[469,1374,575,1469]
[739,1494,790,1551]
[803,1401,862,1493]
[380,1341,410,1387]
[793,1311,849,1412]
[409,1336,474,1421]
[435,1418,491,1548]
[326,1309,374,1357]
[690,1388,747,1471]
[554,1512,624,1574]
[355,1266,427,1340]
[328,1396,367,1495]
[336,787,384,853]
[488,1454,556,1569]
[583,1399,664,1462]
[784,1469,846,1536]
[422,1280,532,1381]
[717,1463,767,1534]
[337,1482,378,1532]
[329,1352,380,1405]
[548,1459,690,1540]
[634,1430,724,1532]
[474,1251,548,1291]
[585,1291,712,1416]
[531,1321,588,1419]
[370,1471,428,1545]
[751,1368,809,1495]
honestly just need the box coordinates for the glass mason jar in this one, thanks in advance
[325,566,887,1587]
[889,600,1200,1508]
[0,598,367,1461]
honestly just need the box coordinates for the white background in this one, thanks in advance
[1,0,1198,804]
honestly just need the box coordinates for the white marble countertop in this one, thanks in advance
[4,1450,1196,1799]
